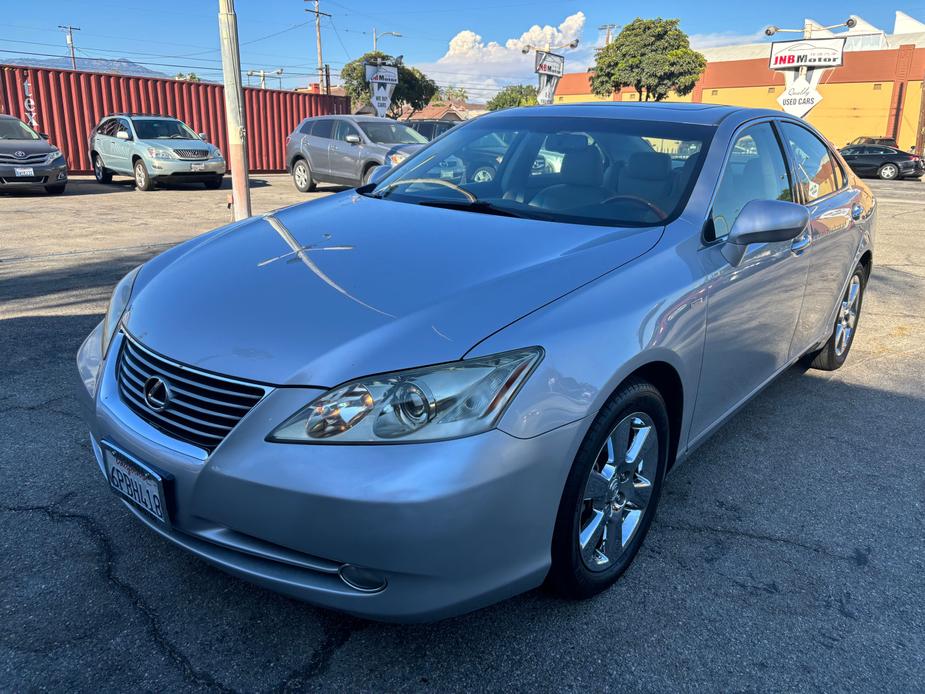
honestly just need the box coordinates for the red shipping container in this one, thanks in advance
[0,63,350,174]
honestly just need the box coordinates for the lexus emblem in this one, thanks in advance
[14,150,26,158]
[143,376,172,412]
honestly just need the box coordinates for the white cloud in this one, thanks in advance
[417,12,588,100]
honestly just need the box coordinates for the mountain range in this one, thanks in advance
[5,56,168,78]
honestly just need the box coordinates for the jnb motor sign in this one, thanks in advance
[771,38,846,117]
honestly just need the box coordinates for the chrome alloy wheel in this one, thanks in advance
[134,162,146,187]
[834,274,861,357]
[579,412,658,571]
[294,162,308,188]
[879,163,898,179]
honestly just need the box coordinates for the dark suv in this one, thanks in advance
[406,119,458,141]
[0,114,68,194]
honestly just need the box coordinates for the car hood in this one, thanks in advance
[0,138,54,155]
[126,193,662,386]
[140,138,209,149]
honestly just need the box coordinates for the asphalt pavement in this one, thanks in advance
[1,175,923,692]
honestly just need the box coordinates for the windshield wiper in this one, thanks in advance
[415,199,533,219]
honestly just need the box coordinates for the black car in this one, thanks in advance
[405,119,458,141]
[0,114,68,194]
[839,144,924,180]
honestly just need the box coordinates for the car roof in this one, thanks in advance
[483,102,785,126]
[304,115,404,124]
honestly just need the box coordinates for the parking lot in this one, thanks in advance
[1,174,923,691]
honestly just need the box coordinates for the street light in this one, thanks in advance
[521,38,579,55]
[764,16,856,37]
[373,29,402,52]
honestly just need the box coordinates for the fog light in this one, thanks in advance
[338,564,387,593]
[57,171,67,181]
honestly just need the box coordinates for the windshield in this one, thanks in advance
[359,121,428,145]
[367,115,714,227]
[131,118,198,140]
[0,119,41,141]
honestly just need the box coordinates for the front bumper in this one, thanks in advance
[0,161,67,187]
[76,331,582,622]
[147,157,225,180]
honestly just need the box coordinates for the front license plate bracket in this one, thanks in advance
[102,441,175,525]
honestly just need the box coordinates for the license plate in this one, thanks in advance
[190,163,205,171]
[14,167,34,177]
[103,443,172,524]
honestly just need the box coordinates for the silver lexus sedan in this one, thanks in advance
[76,103,875,622]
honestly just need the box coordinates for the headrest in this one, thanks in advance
[560,146,604,187]
[625,152,673,181]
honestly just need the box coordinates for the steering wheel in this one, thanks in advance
[376,177,476,202]
[600,194,668,221]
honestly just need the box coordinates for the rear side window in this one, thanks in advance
[780,122,839,203]
[299,120,313,135]
[709,122,792,242]
[415,123,434,139]
[97,119,116,136]
[312,119,333,139]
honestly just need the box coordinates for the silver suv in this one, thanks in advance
[286,115,427,191]
[89,114,225,191]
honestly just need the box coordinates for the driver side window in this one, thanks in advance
[708,123,792,242]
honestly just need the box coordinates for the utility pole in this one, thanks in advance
[58,24,80,70]
[305,0,331,93]
[218,0,251,220]
[598,24,618,46]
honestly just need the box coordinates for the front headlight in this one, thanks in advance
[102,266,141,357]
[45,149,65,165]
[211,147,224,160]
[147,147,176,160]
[268,348,543,444]
[389,152,409,166]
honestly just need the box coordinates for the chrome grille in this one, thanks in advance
[172,148,209,160]
[117,335,267,452]
[0,152,47,165]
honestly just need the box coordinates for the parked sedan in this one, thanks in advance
[0,114,67,194]
[286,115,428,191]
[840,144,924,180]
[76,103,875,622]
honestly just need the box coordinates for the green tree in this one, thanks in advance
[591,18,706,101]
[175,72,201,82]
[486,84,538,111]
[431,85,468,105]
[340,52,438,118]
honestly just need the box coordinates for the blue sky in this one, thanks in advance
[1,1,922,100]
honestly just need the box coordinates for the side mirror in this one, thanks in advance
[116,130,130,140]
[345,133,361,145]
[198,132,208,141]
[721,199,809,266]
[39,132,49,140]
[366,165,389,186]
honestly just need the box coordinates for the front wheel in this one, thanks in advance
[134,159,154,191]
[548,378,669,599]
[93,154,112,183]
[292,159,315,192]
[877,163,899,180]
[804,262,867,371]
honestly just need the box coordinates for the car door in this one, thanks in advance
[856,146,885,176]
[302,118,333,177]
[689,120,811,439]
[109,118,134,173]
[778,121,863,354]
[328,119,363,183]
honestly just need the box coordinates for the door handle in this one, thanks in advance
[790,229,812,255]
[851,203,863,221]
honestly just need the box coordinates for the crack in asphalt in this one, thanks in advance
[273,613,366,692]
[661,522,870,565]
[0,496,238,694]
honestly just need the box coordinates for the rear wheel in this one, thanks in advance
[93,154,112,183]
[44,183,66,195]
[203,175,223,190]
[877,163,899,180]
[805,262,867,371]
[292,159,315,192]
[133,159,154,191]
[548,378,669,599]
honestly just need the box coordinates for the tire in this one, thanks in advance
[805,262,867,371]
[468,165,496,184]
[93,154,112,183]
[133,159,154,191]
[44,183,66,195]
[203,175,223,190]
[292,158,315,192]
[361,164,376,186]
[548,378,669,599]
[877,163,899,180]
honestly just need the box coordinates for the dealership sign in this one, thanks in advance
[535,51,565,105]
[770,37,845,117]
[365,64,398,117]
